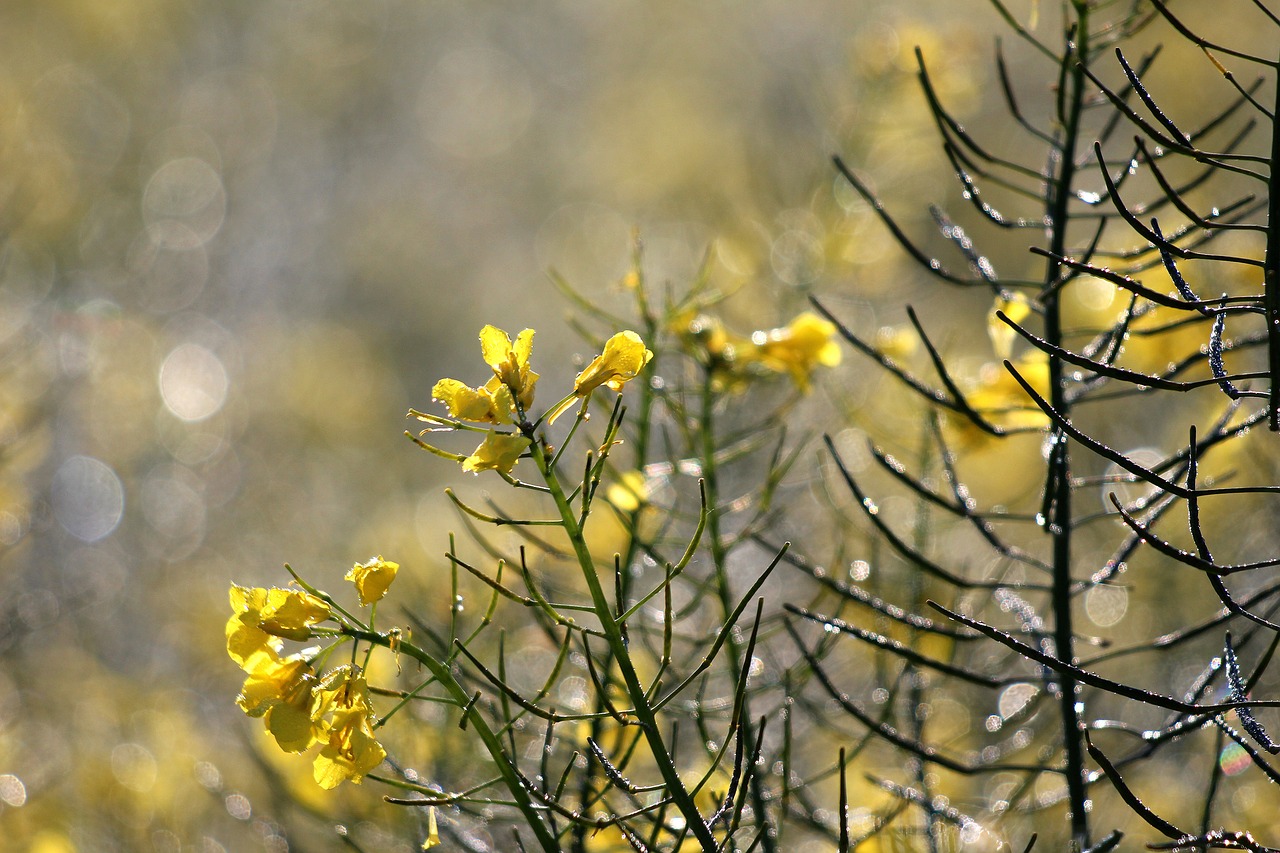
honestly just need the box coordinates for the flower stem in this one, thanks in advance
[345,628,561,853]
[530,437,719,850]
[698,367,776,851]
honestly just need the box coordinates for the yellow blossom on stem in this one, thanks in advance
[678,311,753,362]
[226,585,331,667]
[310,666,385,788]
[462,430,531,475]
[548,331,652,423]
[236,650,323,753]
[345,555,399,606]
[313,707,387,789]
[480,325,539,412]
[575,331,652,395]
[874,324,918,362]
[751,312,841,392]
[671,310,763,393]
[430,326,537,424]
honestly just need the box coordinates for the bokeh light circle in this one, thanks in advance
[159,343,228,422]
[1085,583,1129,628]
[142,157,226,248]
[51,455,125,543]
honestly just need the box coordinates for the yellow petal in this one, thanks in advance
[606,471,649,513]
[988,293,1032,360]
[968,352,1050,430]
[513,328,535,367]
[433,378,507,423]
[229,584,270,619]
[875,325,917,362]
[226,613,276,667]
[482,377,517,423]
[345,555,400,606]
[754,312,840,391]
[462,431,530,475]
[234,647,284,706]
[266,699,321,753]
[479,325,514,369]
[574,331,652,395]
[260,588,331,641]
[312,709,386,789]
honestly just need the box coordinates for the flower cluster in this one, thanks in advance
[422,325,652,473]
[433,326,539,425]
[226,557,399,788]
[674,310,841,392]
[433,326,538,474]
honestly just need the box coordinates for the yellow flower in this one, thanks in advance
[312,664,374,716]
[966,351,1051,431]
[874,324,918,362]
[574,331,652,395]
[462,430,530,475]
[751,312,841,392]
[313,706,387,789]
[310,666,386,788]
[548,331,653,422]
[987,292,1033,361]
[606,470,649,512]
[430,326,538,424]
[237,650,323,753]
[675,311,755,365]
[226,585,331,667]
[480,325,539,412]
[345,555,400,606]
[431,377,514,424]
[671,310,763,393]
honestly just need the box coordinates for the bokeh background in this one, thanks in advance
[2,1,1273,851]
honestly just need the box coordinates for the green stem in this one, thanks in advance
[574,297,658,853]
[345,629,560,853]
[530,437,719,851]
[698,367,776,852]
